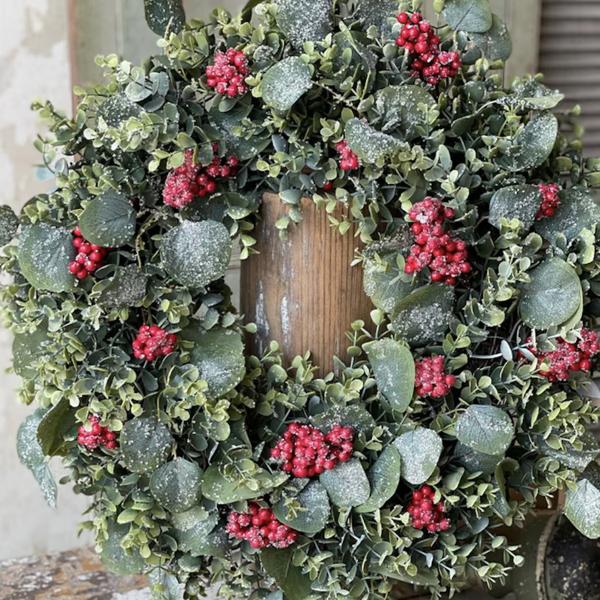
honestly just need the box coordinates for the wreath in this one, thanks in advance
[3,0,600,599]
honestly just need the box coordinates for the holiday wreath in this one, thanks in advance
[3,0,600,598]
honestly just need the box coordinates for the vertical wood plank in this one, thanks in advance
[504,0,542,82]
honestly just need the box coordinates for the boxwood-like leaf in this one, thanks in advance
[275,0,332,48]
[455,405,514,456]
[120,417,174,473]
[261,547,313,600]
[150,458,203,513]
[442,0,493,32]
[345,118,402,164]
[364,338,415,412]
[161,220,232,288]
[79,191,136,247]
[262,57,312,113]
[393,428,443,485]
[565,464,600,539]
[273,481,330,534]
[185,327,245,397]
[520,257,582,329]
[319,458,370,507]
[390,284,455,346]
[18,223,75,292]
[356,446,401,513]
[489,185,540,230]
[0,205,18,246]
[101,522,146,575]
[144,0,185,35]
[37,397,76,457]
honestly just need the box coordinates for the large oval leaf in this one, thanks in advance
[101,522,146,575]
[99,265,148,308]
[79,191,136,247]
[565,465,600,539]
[310,404,376,434]
[275,0,332,48]
[150,458,203,512]
[356,446,402,513]
[120,417,174,473]
[489,185,540,230]
[261,547,313,600]
[364,338,415,412]
[13,327,49,379]
[470,14,512,61]
[455,405,514,456]
[454,442,503,474]
[144,0,185,35]
[18,223,75,292]
[262,57,312,113]
[161,220,232,288]
[520,257,582,329]
[173,507,220,555]
[356,0,397,32]
[390,285,455,346]
[393,428,443,485]
[273,481,330,534]
[442,0,493,32]
[345,118,402,164]
[319,458,370,507]
[363,251,414,313]
[0,205,18,246]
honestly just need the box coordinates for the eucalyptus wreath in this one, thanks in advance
[3,0,600,599]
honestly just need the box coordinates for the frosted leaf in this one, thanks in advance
[497,112,558,172]
[565,464,600,539]
[390,284,455,346]
[273,481,330,534]
[469,14,512,61]
[364,339,415,412]
[0,205,18,246]
[101,522,146,575]
[356,445,401,513]
[262,57,312,112]
[97,93,142,127]
[173,508,228,558]
[363,251,414,313]
[356,0,398,33]
[520,257,582,329]
[394,428,443,484]
[512,79,564,110]
[442,0,493,33]
[171,506,212,532]
[143,0,185,35]
[455,405,514,456]
[454,442,502,474]
[275,0,332,48]
[538,432,600,471]
[489,184,540,230]
[120,417,174,474]
[13,328,49,379]
[100,265,148,308]
[18,223,75,292]
[149,458,203,513]
[79,190,136,247]
[310,404,376,433]
[161,220,232,288]
[345,118,403,164]
[185,327,245,397]
[320,458,370,507]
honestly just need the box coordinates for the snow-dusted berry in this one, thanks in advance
[336,140,360,171]
[132,325,177,362]
[407,485,450,533]
[69,228,109,280]
[415,356,456,398]
[536,183,561,220]
[77,416,118,450]
[226,503,298,549]
[206,48,249,97]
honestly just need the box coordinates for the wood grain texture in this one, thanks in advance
[241,194,372,374]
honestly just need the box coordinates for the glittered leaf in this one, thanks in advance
[99,265,148,308]
[101,522,146,575]
[345,118,402,164]
[319,458,370,507]
[539,432,600,471]
[261,547,313,600]
[356,0,398,33]
[120,417,174,474]
[144,0,185,35]
[150,458,203,513]
[275,0,332,48]
[393,428,443,485]
[262,57,312,112]
[173,508,220,555]
[364,339,415,412]
[363,252,414,313]
[13,327,49,379]
[455,405,514,456]
[18,223,75,292]
[520,257,582,329]
[469,14,512,60]
[97,94,142,127]
[37,397,76,457]
[512,79,565,110]
[273,481,330,534]
[161,220,232,288]
[565,464,600,539]
[454,442,502,474]
[0,205,18,246]
[442,0,493,32]
[356,446,401,513]
[79,191,136,247]
[489,185,540,230]
[310,404,376,434]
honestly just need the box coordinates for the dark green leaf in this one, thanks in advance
[319,458,370,507]
[273,481,330,534]
[310,404,376,433]
[393,428,443,485]
[356,446,401,513]
[150,458,203,512]
[356,0,398,32]
[455,405,514,456]
[173,508,220,555]
[442,0,493,32]
[37,397,76,457]
[275,0,332,48]
[99,265,148,308]
[262,57,312,112]
[120,417,174,474]
[13,327,49,379]
[79,191,136,247]
[469,14,512,60]
[565,464,600,539]
[144,0,185,35]
[0,205,18,246]
[454,443,503,474]
[97,94,142,127]
[101,522,146,575]
[261,547,313,600]
[149,569,185,600]
[363,251,414,313]
[345,118,402,164]
[489,185,540,230]
[539,432,600,471]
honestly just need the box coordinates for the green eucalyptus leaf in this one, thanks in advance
[364,338,415,412]
[262,57,312,112]
[455,405,514,456]
[470,14,512,60]
[345,118,402,164]
[79,191,136,247]
[454,442,503,474]
[275,0,332,48]
[520,257,582,329]
[310,404,376,433]
[173,508,220,555]
[393,428,443,484]
[0,205,18,246]
[18,223,75,292]
[489,185,540,230]
[97,94,142,126]
[539,432,600,471]
[99,265,148,308]
[161,220,232,288]
[121,417,174,474]
[150,458,203,513]
[442,0,493,32]
[13,328,49,379]
[356,446,401,513]
[363,251,414,313]
[356,0,398,32]
[390,285,455,346]
[101,522,146,575]
[273,481,330,534]
[512,79,565,110]
[565,464,600,539]
[144,0,185,35]
[37,397,76,457]
[261,547,313,600]
[149,569,185,600]
[319,458,370,507]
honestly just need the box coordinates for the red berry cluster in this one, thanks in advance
[163,147,239,209]
[68,228,109,280]
[535,183,561,220]
[407,485,450,533]
[415,356,456,398]
[336,140,360,171]
[530,328,600,382]
[77,416,118,450]
[271,422,354,478]
[226,503,298,549]
[205,48,249,97]
[404,198,471,285]
[396,12,461,86]
[132,325,177,362]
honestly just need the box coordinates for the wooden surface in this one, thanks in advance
[241,194,372,374]
[0,547,148,600]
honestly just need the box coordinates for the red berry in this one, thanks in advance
[205,48,249,97]
[335,140,360,172]
[415,356,455,398]
[226,503,298,549]
[70,229,109,280]
[77,416,118,451]
[535,183,561,220]
[131,324,177,362]
[406,485,450,534]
